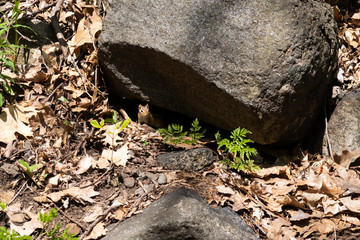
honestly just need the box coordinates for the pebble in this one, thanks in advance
[145,172,158,181]
[123,177,135,188]
[144,184,154,192]
[138,172,146,180]
[65,223,81,236]
[158,174,167,185]
[135,187,144,196]
[134,184,155,196]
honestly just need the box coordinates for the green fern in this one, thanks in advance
[216,127,260,172]
[157,118,204,146]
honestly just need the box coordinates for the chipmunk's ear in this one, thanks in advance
[138,104,142,109]
[145,104,149,109]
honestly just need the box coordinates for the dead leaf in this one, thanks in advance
[75,155,93,174]
[334,149,360,169]
[102,144,130,167]
[289,209,310,221]
[340,196,360,213]
[85,222,107,240]
[216,185,235,195]
[34,186,99,203]
[0,188,15,203]
[69,9,102,57]
[250,165,288,178]
[84,204,105,223]
[0,103,38,143]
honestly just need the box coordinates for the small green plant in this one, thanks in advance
[18,159,40,177]
[157,118,204,146]
[0,207,77,240]
[90,111,131,166]
[57,96,69,103]
[0,227,32,240]
[215,127,260,172]
[0,201,5,210]
[0,0,36,107]
[140,138,149,146]
[188,118,204,144]
[38,208,79,240]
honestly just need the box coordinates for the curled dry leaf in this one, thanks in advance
[216,185,235,195]
[75,155,93,174]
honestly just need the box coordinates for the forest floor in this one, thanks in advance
[0,1,360,239]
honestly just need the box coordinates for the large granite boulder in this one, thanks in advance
[323,91,360,155]
[103,188,258,240]
[98,0,338,145]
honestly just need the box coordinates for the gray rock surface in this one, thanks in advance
[156,147,216,171]
[98,0,338,145]
[323,91,360,155]
[123,177,135,188]
[103,188,258,240]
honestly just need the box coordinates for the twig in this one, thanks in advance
[79,168,111,189]
[47,196,86,230]
[124,190,151,218]
[79,203,121,240]
[7,181,27,206]
[119,109,130,120]
[43,82,64,103]
[50,0,69,57]
[86,15,98,52]
[247,214,267,236]
[324,105,334,160]
[21,2,56,20]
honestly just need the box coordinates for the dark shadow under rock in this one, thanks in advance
[103,188,258,240]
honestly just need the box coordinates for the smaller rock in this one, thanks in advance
[135,187,145,196]
[138,172,146,179]
[145,172,158,182]
[123,177,135,188]
[144,184,155,193]
[157,147,217,171]
[1,163,20,176]
[158,174,167,185]
[65,223,81,236]
[322,91,360,155]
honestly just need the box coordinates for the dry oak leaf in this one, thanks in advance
[250,165,288,178]
[69,8,102,56]
[0,103,38,143]
[340,196,360,213]
[85,222,107,240]
[101,144,130,167]
[6,203,42,236]
[34,186,99,203]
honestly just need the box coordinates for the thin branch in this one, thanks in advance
[50,0,69,57]
[324,105,334,160]
[47,196,86,230]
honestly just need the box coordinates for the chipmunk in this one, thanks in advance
[138,104,166,128]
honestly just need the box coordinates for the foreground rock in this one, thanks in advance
[103,188,258,240]
[323,91,360,155]
[99,0,337,145]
